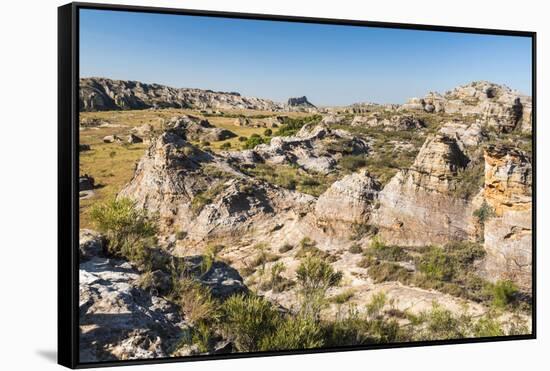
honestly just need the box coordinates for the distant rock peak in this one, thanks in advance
[287,96,316,108]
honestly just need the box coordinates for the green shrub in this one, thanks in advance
[263,128,273,136]
[368,262,411,284]
[90,198,157,264]
[330,289,355,304]
[261,315,324,351]
[296,256,343,319]
[275,115,322,137]
[473,316,505,337]
[221,294,279,352]
[173,277,219,324]
[238,136,247,142]
[220,142,232,150]
[414,303,470,340]
[490,280,519,309]
[366,292,386,319]
[417,246,454,281]
[191,322,214,353]
[474,200,496,224]
[365,237,409,261]
[243,134,267,149]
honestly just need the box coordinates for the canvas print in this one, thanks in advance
[77,8,533,363]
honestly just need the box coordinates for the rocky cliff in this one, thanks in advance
[373,133,477,246]
[80,77,285,111]
[481,145,532,290]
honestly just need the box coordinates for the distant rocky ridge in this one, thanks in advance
[80,77,285,112]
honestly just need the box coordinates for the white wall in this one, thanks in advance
[0,0,545,369]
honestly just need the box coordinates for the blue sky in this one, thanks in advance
[80,9,532,106]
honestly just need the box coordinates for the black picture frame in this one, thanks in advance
[58,2,537,369]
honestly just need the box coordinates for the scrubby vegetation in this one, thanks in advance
[90,198,157,266]
[275,115,322,137]
[239,163,334,197]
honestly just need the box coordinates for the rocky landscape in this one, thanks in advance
[79,78,533,362]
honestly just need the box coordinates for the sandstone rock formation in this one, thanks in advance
[250,123,369,173]
[80,77,284,112]
[351,114,425,130]
[315,170,380,223]
[400,81,531,134]
[481,145,532,290]
[439,121,487,147]
[167,115,236,142]
[374,134,477,246]
[118,123,315,241]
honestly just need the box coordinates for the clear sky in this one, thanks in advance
[80,9,532,106]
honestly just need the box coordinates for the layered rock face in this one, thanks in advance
[80,77,284,111]
[315,170,380,223]
[481,145,532,290]
[439,121,487,147]
[400,81,532,134]
[374,134,476,246]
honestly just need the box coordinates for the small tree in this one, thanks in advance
[296,256,343,320]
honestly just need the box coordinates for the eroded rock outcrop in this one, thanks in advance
[167,115,236,142]
[315,170,380,224]
[481,145,532,290]
[248,123,369,173]
[118,125,315,241]
[351,114,425,130]
[374,134,477,245]
[400,81,531,133]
